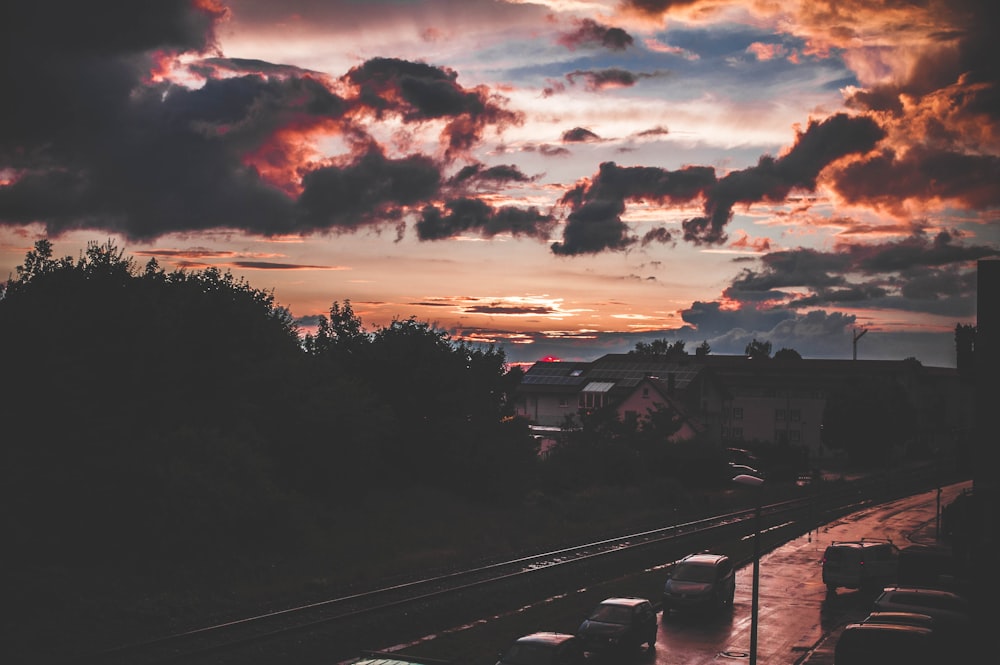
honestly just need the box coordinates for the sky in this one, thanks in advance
[2,0,998,368]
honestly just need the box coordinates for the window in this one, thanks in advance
[732,427,743,440]
[579,392,605,409]
[789,430,801,443]
[733,407,743,420]
[642,387,650,398]
[558,397,569,407]
[775,408,786,421]
[790,408,801,422]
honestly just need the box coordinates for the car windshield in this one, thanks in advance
[588,604,631,624]
[672,563,715,583]
[501,643,556,665]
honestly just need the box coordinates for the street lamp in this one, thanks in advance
[733,473,764,665]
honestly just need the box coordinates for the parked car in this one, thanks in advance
[871,586,971,632]
[576,597,657,656]
[727,462,765,480]
[833,622,940,665]
[822,539,899,593]
[662,552,735,617]
[860,610,936,631]
[495,632,585,665]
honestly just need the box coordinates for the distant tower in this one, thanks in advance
[852,327,867,360]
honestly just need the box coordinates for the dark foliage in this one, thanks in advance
[0,239,535,571]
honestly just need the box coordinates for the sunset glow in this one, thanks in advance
[2,0,997,367]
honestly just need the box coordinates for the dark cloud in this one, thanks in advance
[464,303,557,315]
[297,148,442,232]
[0,0,536,243]
[562,127,602,142]
[566,68,669,91]
[641,227,674,246]
[620,0,702,18]
[554,161,716,255]
[415,198,554,241]
[231,261,336,270]
[557,18,634,51]
[448,163,534,187]
[830,147,1000,211]
[723,230,997,317]
[681,299,796,335]
[683,113,885,245]
[343,57,524,157]
[551,199,635,255]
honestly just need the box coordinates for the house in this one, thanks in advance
[513,353,968,463]
[615,375,706,442]
[513,354,728,448]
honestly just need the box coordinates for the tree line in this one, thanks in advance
[0,240,705,571]
[2,240,954,573]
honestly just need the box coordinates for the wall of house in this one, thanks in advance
[516,392,580,427]
[722,391,827,461]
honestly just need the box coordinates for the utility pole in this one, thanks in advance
[852,327,868,360]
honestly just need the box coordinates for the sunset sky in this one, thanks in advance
[2,0,998,367]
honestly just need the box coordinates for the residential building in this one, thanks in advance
[513,353,968,463]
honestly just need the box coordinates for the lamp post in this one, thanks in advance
[733,473,764,665]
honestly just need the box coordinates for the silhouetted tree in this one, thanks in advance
[695,340,711,357]
[745,338,772,359]
[773,347,802,361]
[631,339,688,357]
[955,323,976,377]
[820,375,917,466]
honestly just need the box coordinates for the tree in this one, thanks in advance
[745,338,772,359]
[954,323,975,377]
[695,340,711,357]
[773,347,802,361]
[631,339,688,358]
[820,375,917,466]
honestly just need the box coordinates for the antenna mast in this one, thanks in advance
[852,327,868,360]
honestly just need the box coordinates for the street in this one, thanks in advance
[649,480,970,664]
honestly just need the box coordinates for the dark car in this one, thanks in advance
[860,611,936,631]
[576,597,657,656]
[871,585,971,647]
[496,632,585,665]
[834,622,940,665]
[822,539,899,593]
[662,552,735,616]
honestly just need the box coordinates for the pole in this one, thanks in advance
[750,498,760,665]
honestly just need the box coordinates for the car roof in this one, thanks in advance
[598,597,649,607]
[826,539,894,549]
[844,621,933,633]
[680,552,728,565]
[878,585,966,599]
[863,611,936,626]
[514,632,577,646]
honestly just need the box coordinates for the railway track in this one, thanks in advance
[73,465,954,665]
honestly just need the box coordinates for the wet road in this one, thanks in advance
[648,480,970,665]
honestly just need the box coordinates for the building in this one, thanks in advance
[513,353,967,464]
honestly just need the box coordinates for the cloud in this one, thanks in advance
[557,18,635,51]
[416,199,555,241]
[0,3,526,241]
[561,127,602,143]
[722,229,998,317]
[682,113,885,245]
[566,68,670,91]
[554,161,716,255]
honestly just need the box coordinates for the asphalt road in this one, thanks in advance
[647,480,971,665]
